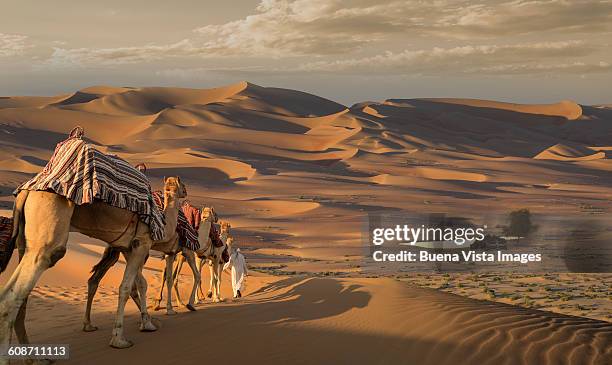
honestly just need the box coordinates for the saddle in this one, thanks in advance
[210,224,224,248]
[152,192,199,251]
[0,216,14,270]
[16,127,165,241]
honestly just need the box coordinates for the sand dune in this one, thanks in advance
[0,81,609,239]
[3,243,610,365]
[0,83,611,364]
[416,98,583,120]
[0,95,70,109]
[534,143,606,161]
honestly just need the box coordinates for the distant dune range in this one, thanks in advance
[0,81,610,252]
[1,83,611,364]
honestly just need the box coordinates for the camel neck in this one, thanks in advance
[197,218,213,250]
[164,191,178,210]
[160,189,180,242]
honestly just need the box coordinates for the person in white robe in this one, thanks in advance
[223,241,248,298]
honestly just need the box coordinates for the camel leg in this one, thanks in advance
[213,262,223,303]
[195,257,206,303]
[13,298,29,345]
[133,270,156,331]
[14,231,30,345]
[118,250,149,326]
[83,247,120,332]
[208,261,214,299]
[153,255,167,311]
[109,240,152,349]
[183,251,199,311]
[125,252,146,314]
[0,192,72,354]
[164,254,177,315]
[172,254,186,308]
[218,263,224,302]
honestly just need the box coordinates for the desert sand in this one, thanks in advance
[0,82,611,364]
[2,244,611,365]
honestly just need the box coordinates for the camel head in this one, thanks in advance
[201,206,218,223]
[163,176,187,199]
[220,221,231,234]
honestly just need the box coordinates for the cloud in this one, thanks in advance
[0,33,29,57]
[193,0,612,56]
[476,61,612,74]
[296,41,611,75]
[46,39,203,66]
[43,0,612,66]
[435,0,612,37]
[155,66,267,79]
[192,0,388,57]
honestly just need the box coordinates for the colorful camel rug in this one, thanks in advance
[152,192,200,251]
[15,128,165,241]
[181,202,224,248]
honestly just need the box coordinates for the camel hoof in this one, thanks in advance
[152,301,162,311]
[139,321,158,332]
[166,309,178,315]
[83,324,98,332]
[186,304,196,311]
[109,337,134,349]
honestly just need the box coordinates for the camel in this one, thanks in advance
[0,178,184,351]
[172,212,229,304]
[83,176,196,336]
[153,206,217,309]
[206,221,231,302]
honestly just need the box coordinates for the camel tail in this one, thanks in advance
[90,247,121,275]
[1,190,28,273]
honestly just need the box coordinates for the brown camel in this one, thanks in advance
[153,206,217,309]
[173,217,229,304]
[0,178,182,350]
[83,176,193,335]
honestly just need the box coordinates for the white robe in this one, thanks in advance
[224,248,248,297]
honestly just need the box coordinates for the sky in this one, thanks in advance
[1,0,611,106]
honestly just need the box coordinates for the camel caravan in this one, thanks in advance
[0,127,244,351]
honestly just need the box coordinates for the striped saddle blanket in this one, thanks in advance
[0,216,13,267]
[152,192,199,251]
[15,128,165,241]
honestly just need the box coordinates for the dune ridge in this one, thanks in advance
[0,83,610,364]
[0,82,609,243]
[415,98,583,120]
[534,143,606,161]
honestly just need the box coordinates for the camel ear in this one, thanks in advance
[163,176,167,184]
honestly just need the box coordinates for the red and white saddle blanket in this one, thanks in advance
[181,201,224,248]
[15,128,165,241]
